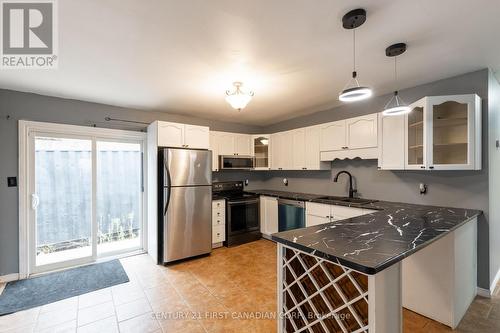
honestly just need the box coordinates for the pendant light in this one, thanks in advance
[339,8,372,102]
[382,43,411,116]
[225,82,254,111]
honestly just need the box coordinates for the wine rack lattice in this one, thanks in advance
[280,245,369,333]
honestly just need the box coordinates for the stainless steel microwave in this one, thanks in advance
[219,155,254,170]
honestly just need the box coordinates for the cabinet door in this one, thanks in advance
[320,120,346,151]
[331,205,365,220]
[218,132,236,155]
[292,129,306,170]
[405,98,427,170]
[270,133,281,169]
[305,126,321,170]
[209,132,219,171]
[253,135,270,169]
[235,134,252,155]
[306,214,330,227]
[281,131,294,170]
[346,114,378,149]
[427,95,479,170]
[157,121,185,147]
[184,125,209,149]
[378,113,405,170]
[260,196,278,235]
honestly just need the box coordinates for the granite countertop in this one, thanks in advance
[247,189,482,275]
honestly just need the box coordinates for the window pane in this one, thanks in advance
[96,141,142,255]
[35,136,92,266]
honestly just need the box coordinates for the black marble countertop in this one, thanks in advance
[247,189,482,275]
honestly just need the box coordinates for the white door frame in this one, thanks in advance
[18,120,148,278]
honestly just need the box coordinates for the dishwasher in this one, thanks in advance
[278,198,306,232]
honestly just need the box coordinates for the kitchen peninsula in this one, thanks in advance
[257,190,481,333]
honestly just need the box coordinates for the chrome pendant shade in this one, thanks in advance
[339,8,372,103]
[383,43,411,116]
[225,82,254,111]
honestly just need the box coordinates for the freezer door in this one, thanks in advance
[163,186,212,262]
[163,149,211,187]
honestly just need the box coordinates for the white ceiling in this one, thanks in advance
[2,0,500,126]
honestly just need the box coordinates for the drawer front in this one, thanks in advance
[212,209,225,221]
[212,213,225,226]
[212,200,225,210]
[306,202,331,218]
[212,225,225,243]
[331,205,365,219]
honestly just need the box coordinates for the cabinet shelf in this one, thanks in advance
[409,121,423,128]
[433,142,467,147]
[409,145,423,149]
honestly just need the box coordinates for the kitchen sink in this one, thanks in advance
[316,196,377,205]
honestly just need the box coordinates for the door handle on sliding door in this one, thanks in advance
[31,193,39,210]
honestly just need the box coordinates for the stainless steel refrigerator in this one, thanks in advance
[159,148,212,264]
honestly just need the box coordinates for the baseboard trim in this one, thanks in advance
[489,267,500,295]
[477,287,491,298]
[0,273,19,283]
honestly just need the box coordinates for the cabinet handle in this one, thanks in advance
[429,166,434,169]
[420,166,425,169]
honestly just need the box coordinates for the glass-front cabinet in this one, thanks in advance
[406,98,426,169]
[405,94,481,170]
[252,135,271,170]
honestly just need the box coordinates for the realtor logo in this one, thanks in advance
[1,0,57,68]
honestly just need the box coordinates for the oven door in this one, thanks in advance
[227,198,260,235]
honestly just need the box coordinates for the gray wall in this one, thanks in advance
[259,69,491,289]
[0,89,265,275]
[0,69,494,289]
[488,71,500,287]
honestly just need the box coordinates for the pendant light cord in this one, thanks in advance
[353,30,356,73]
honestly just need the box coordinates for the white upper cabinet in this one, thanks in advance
[304,126,322,170]
[210,131,252,157]
[217,132,236,156]
[252,135,271,170]
[157,121,184,147]
[234,134,252,155]
[184,125,210,149]
[209,132,220,171]
[320,113,379,161]
[292,128,306,170]
[404,94,481,170]
[405,98,428,170]
[427,94,481,170]
[155,121,209,149]
[346,114,378,149]
[320,120,346,151]
[378,113,406,170]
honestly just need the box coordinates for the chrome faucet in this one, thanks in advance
[333,170,357,198]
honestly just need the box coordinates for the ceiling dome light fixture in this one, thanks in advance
[383,43,411,116]
[339,8,372,103]
[225,82,254,111]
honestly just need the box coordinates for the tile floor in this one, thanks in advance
[0,239,499,333]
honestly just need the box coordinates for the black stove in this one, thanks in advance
[212,181,261,247]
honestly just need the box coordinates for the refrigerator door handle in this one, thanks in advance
[164,168,172,216]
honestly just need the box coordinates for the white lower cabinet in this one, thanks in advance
[212,200,225,247]
[306,202,370,226]
[260,196,278,236]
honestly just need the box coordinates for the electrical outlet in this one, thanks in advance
[283,178,288,186]
[7,177,17,187]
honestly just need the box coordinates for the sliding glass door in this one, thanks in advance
[28,129,145,274]
[96,141,142,256]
